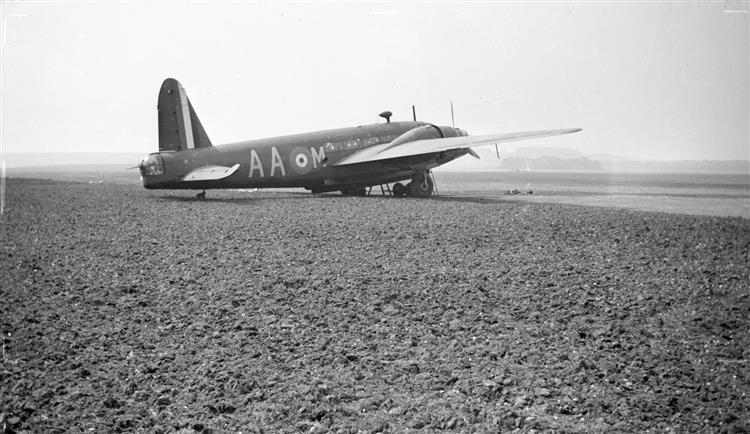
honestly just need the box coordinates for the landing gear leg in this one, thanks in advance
[407,171,434,198]
[196,190,206,200]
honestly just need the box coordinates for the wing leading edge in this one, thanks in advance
[333,128,582,166]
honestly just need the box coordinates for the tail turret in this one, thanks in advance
[157,78,213,151]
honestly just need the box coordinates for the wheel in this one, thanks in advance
[408,172,434,198]
[341,186,367,196]
[392,182,406,197]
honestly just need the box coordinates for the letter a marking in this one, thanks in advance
[249,149,264,178]
[270,146,286,177]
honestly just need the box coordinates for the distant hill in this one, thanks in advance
[503,146,586,159]
[599,160,750,174]
[439,147,602,171]
[499,156,602,171]
[438,147,749,174]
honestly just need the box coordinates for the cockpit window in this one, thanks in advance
[139,154,165,176]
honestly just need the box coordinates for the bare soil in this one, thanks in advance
[2,179,749,433]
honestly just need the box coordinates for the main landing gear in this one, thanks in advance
[340,186,367,196]
[392,182,407,197]
[392,171,435,198]
[336,171,436,198]
[196,190,206,199]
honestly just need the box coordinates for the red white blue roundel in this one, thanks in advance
[289,147,313,175]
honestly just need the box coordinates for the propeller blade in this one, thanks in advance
[450,100,455,128]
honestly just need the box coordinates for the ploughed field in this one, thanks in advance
[2,179,749,433]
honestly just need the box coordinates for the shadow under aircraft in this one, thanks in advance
[139,78,581,198]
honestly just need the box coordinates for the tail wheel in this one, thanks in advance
[408,172,434,198]
[392,182,406,197]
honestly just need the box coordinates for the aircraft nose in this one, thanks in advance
[139,153,165,176]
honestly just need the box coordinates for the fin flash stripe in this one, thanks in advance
[178,84,195,150]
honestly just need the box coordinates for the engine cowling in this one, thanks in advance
[384,124,444,149]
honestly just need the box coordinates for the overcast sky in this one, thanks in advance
[2,1,748,161]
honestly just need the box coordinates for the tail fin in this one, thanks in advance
[157,78,213,151]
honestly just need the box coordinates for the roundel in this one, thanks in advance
[289,147,314,175]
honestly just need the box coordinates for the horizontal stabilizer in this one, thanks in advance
[334,128,582,166]
[182,164,240,181]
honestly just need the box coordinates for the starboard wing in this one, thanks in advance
[182,164,241,181]
[333,128,582,166]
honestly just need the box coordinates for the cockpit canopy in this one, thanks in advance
[139,154,165,176]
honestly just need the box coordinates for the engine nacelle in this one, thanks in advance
[386,124,444,149]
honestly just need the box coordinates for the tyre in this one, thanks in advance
[392,182,406,197]
[341,186,367,196]
[408,173,433,198]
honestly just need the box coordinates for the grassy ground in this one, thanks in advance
[2,179,749,432]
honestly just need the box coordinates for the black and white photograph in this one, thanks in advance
[1,1,748,432]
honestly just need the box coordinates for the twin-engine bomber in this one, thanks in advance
[139,78,581,198]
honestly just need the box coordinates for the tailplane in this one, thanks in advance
[158,78,213,151]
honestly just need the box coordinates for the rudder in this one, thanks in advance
[158,78,213,151]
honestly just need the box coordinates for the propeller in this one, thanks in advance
[450,101,499,158]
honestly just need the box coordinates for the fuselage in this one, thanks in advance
[140,121,469,191]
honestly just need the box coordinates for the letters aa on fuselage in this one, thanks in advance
[246,133,400,179]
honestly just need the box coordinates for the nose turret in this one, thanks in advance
[139,153,165,177]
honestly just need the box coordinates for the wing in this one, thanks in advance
[334,128,582,166]
[182,164,240,181]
